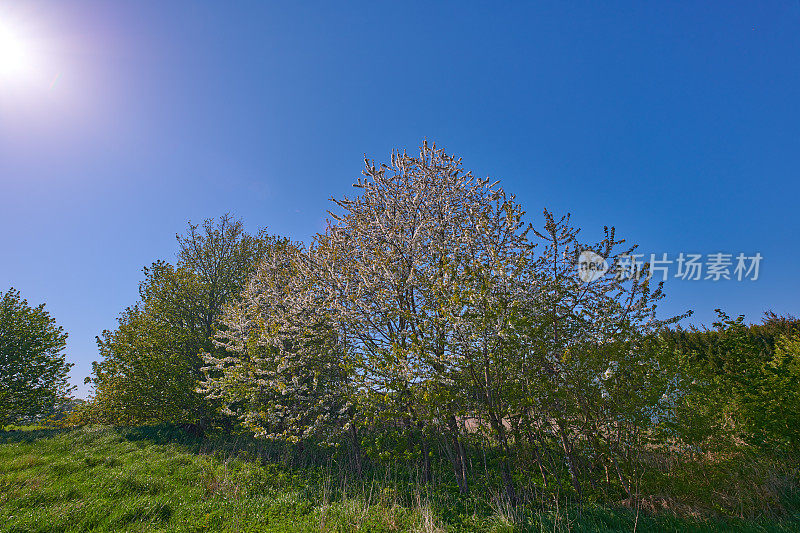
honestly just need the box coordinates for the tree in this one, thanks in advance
[91,297,205,425]
[666,312,800,453]
[200,239,353,445]
[0,288,73,426]
[433,188,533,499]
[513,211,687,500]
[314,142,532,492]
[763,333,800,449]
[88,215,271,427]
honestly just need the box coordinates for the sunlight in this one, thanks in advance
[0,10,59,95]
[0,19,35,82]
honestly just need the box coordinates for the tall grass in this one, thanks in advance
[0,425,797,532]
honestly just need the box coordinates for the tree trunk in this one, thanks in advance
[558,425,582,500]
[447,414,469,494]
[487,412,517,505]
[349,423,363,478]
[421,437,432,483]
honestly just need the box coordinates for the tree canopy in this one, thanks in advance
[87,215,274,426]
[0,288,73,426]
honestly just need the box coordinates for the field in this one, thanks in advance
[0,426,797,533]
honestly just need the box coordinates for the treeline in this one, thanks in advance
[77,142,800,514]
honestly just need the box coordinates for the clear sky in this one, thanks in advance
[1,1,799,398]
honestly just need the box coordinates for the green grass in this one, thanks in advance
[0,426,797,532]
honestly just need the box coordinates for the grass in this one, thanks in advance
[0,425,798,532]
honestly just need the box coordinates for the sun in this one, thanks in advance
[0,18,38,83]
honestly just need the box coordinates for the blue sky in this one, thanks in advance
[1,1,799,398]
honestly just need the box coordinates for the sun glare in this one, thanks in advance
[0,23,31,78]
[0,14,49,88]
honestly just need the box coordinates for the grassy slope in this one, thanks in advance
[0,426,796,533]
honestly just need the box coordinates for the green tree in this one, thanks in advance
[0,288,73,426]
[88,215,271,427]
[668,312,800,452]
[497,210,688,501]
[763,334,800,448]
